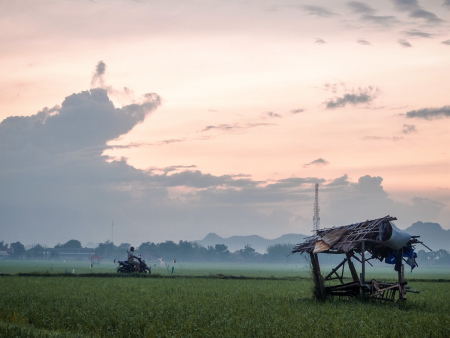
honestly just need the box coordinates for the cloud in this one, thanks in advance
[200,122,274,133]
[265,111,282,118]
[89,61,139,104]
[324,174,445,228]
[91,60,106,87]
[0,104,444,246]
[398,39,412,47]
[151,170,260,189]
[315,38,327,44]
[0,89,161,158]
[405,106,450,119]
[201,124,236,132]
[348,1,375,14]
[326,174,350,187]
[403,29,433,38]
[155,138,186,146]
[441,39,450,45]
[409,9,443,23]
[304,158,329,168]
[302,5,337,17]
[149,165,197,175]
[324,175,388,223]
[392,0,443,24]
[392,0,419,11]
[361,14,399,26]
[362,136,403,141]
[266,177,323,191]
[0,63,446,247]
[356,175,387,196]
[0,85,165,244]
[107,138,187,151]
[357,39,371,45]
[444,0,450,9]
[402,124,417,134]
[348,2,399,27]
[324,86,378,109]
[322,82,346,94]
[291,108,305,114]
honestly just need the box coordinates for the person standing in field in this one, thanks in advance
[128,247,140,272]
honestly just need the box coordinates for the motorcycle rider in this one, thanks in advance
[127,246,140,272]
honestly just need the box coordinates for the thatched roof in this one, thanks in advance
[291,215,421,257]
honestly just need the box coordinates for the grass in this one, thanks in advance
[0,259,313,277]
[0,260,449,337]
[2,259,448,279]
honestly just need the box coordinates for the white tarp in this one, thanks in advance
[380,221,411,250]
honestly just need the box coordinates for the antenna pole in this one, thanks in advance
[112,221,114,244]
[313,183,320,232]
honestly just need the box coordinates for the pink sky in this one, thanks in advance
[1,0,449,246]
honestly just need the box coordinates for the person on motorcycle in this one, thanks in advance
[128,247,140,272]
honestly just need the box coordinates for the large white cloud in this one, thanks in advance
[0,88,162,245]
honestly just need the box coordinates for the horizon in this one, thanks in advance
[5,218,447,250]
[1,0,449,247]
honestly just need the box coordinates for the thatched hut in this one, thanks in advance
[291,215,430,302]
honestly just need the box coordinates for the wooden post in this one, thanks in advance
[397,248,403,283]
[310,252,325,299]
[397,248,406,300]
[361,241,365,284]
[359,241,366,298]
[346,252,359,283]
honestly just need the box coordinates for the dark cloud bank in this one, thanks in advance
[0,86,445,246]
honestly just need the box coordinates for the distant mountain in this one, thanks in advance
[197,221,450,254]
[197,232,310,253]
[404,221,450,252]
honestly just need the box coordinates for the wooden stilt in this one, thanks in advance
[360,241,366,298]
[346,252,359,283]
[397,248,406,301]
[361,241,365,284]
[310,253,325,299]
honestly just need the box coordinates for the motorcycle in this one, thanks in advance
[116,256,151,274]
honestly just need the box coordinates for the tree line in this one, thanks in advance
[0,239,302,263]
[2,239,448,265]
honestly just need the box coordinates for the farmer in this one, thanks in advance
[128,246,140,272]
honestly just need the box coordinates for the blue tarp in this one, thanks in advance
[385,245,417,271]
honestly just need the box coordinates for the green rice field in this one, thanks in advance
[1,260,449,337]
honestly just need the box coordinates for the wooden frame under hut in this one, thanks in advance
[291,215,430,303]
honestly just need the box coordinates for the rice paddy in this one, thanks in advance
[0,261,449,337]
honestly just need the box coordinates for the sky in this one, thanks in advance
[0,0,449,248]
